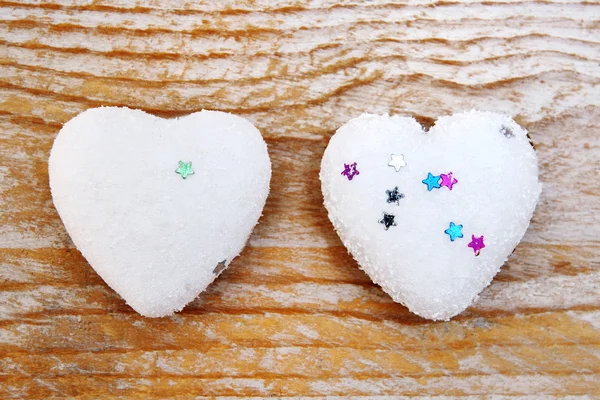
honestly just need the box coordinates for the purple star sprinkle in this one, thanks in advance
[468,235,485,256]
[341,162,360,181]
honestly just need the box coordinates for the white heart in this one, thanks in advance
[320,111,541,320]
[49,107,271,317]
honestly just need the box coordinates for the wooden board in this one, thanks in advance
[1,0,599,397]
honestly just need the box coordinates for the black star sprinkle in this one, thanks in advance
[378,212,397,231]
[386,186,405,205]
[213,260,227,275]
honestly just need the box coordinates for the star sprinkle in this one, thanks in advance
[501,125,514,138]
[175,161,194,179]
[444,222,464,241]
[422,172,441,191]
[386,186,405,205]
[213,260,227,275]
[440,172,458,190]
[468,235,485,255]
[388,154,407,172]
[341,162,360,181]
[378,212,397,230]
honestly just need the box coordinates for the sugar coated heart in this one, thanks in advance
[320,110,541,320]
[49,107,271,317]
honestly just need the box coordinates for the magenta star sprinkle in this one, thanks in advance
[440,172,458,190]
[468,235,485,255]
[341,162,359,181]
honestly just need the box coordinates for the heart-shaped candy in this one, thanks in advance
[320,111,541,320]
[49,107,271,317]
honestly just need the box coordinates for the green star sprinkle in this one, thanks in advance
[175,161,194,179]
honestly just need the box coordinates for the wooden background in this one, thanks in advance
[1,0,599,398]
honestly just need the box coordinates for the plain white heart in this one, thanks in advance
[320,110,541,320]
[49,107,271,317]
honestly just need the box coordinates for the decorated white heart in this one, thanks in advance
[49,107,271,317]
[320,110,541,320]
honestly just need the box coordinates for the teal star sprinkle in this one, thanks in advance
[175,161,194,179]
[444,222,464,241]
[422,172,441,191]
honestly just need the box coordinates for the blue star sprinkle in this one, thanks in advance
[386,186,405,205]
[422,172,441,191]
[444,222,464,241]
[378,212,397,231]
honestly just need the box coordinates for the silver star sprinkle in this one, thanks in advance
[500,125,514,139]
[213,260,227,275]
[388,154,407,172]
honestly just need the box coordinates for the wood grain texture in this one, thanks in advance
[1,0,599,398]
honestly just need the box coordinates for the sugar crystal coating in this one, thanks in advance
[49,107,271,317]
[320,110,541,321]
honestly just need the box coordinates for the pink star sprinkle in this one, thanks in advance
[468,235,485,255]
[440,172,458,190]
